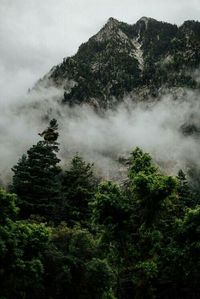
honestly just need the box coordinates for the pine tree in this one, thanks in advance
[11,119,61,221]
[61,154,97,226]
[177,169,192,208]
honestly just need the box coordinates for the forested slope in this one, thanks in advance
[1,120,200,299]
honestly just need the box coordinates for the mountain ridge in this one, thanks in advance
[34,17,200,109]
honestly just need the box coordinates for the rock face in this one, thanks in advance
[35,17,200,109]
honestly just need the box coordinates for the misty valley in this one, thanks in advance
[1,16,200,299]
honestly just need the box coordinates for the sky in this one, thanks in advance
[0,0,200,103]
[0,0,200,183]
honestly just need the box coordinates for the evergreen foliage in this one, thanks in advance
[11,120,61,221]
[1,123,200,298]
[47,18,200,108]
[61,154,97,226]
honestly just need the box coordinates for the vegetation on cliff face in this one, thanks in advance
[1,120,200,299]
[35,17,200,108]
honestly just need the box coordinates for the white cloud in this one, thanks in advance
[0,0,200,183]
[1,87,200,184]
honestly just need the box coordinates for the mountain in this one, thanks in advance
[35,17,200,109]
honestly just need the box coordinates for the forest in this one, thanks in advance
[0,119,200,299]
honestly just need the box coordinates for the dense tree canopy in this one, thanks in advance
[1,121,200,298]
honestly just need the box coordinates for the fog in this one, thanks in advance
[1,85,200,184]
[1,1,200,184]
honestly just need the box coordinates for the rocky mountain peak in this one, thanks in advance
[137,16,155,25]
[106,17,120,26]
[180,20,200,38]
[134,16,156,33]
[93,17,121,42]
[35,17,200,109]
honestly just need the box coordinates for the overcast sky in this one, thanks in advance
[0,0,200,104]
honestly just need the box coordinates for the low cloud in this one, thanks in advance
[1,86,200,184]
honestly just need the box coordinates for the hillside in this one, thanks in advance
[35,17,200,108]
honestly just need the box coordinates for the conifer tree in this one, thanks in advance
[11,119,61,221]
[61,154,97,226]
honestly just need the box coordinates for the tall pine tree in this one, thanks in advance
[61,154,97,226]
[11,119,61,221]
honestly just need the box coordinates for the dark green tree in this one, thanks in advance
[43,224,115,299]
[11,119,61,221]
[92,148,181,298]
[176,206,200,290]
[0,187,18,224]
[91,181,132,298]
[159,206,200,297]
[126,148,187,298]
[0,188,51,299]
[177,169,193,209]
[92,180,130,239]
[61,154,97,226]
[127,147,177,226]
